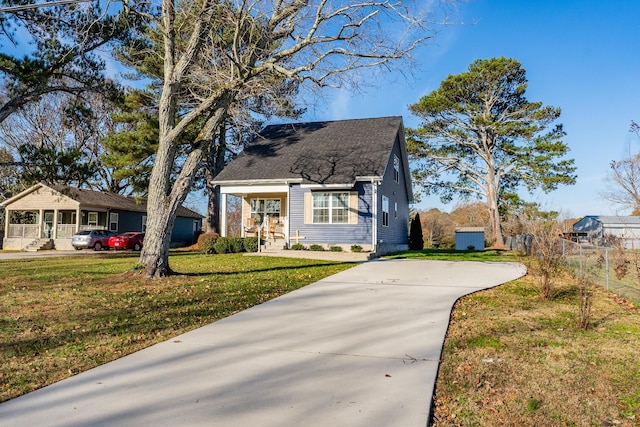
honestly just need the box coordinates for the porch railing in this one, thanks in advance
[79,225,107,231]
[56,224,76,239]
[7,224,39,238]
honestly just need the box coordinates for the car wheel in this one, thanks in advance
[133,242,141,251]
[94,242,102,251]
[74,246,81,250]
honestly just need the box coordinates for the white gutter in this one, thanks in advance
[211,178,304,186]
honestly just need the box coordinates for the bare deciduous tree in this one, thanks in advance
[602,154,640,215]
[138,0,445,277]
[523,215,564,300]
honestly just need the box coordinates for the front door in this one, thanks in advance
[43,211,54,238]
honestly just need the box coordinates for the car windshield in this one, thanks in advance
[76,231,91,236]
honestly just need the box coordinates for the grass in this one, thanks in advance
[431,268,640,426]
[385,248,519,262]
[0,252,353,403]
[2,248,639,426]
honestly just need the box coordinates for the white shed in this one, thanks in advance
[573,215,640,249]
[455,227,485,251]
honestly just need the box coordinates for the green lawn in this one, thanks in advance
[385,248,520,262]
[0,252,353,402]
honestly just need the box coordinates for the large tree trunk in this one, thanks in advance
[139,100,231,278]
[486,178,504,248]
[204,124,227,233]
[139,146,204,277]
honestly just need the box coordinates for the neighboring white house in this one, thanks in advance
[572,215,640,249]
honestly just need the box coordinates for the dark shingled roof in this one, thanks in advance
[50,185,203,218]
[214,116,404,184]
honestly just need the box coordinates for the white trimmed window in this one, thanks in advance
[109,213,119,231]
[382,196,390,227]
[313,192,349,224]
[250,198,281,225]
[88,212,98,227]
[304,191,359,225]
[393,155,400,183]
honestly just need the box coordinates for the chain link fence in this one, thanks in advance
[561,239,640,304]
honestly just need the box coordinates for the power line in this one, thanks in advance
[0,0,91,13]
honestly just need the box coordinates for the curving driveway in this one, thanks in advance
[0,258,526,427]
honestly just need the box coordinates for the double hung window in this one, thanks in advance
[382,196,390,227]
[312,192,349,224]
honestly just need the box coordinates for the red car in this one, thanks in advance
[108,232,145,251]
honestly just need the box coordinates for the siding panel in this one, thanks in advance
[376,135,410,246]
[289,183,372,246]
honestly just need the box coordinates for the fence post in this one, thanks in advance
[605,247,609,290]
[579,244,583,278]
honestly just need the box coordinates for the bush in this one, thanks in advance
[198,232,219,254]
[290,243,305,250]
[350,244,363,253]
[243,237,259,253]
[229,237,245,253]
[213,237,232,254]
[309,244,325,251]
[329,246,342,252]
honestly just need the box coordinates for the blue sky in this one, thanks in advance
[297,0,640,218]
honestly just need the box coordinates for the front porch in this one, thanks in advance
[218,187,289,248]
[3,208,110,251]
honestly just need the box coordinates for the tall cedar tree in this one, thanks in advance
[408,213,424,250]
[409,57,576,247]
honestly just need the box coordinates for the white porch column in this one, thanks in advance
[3,208,8,237]
[38,209,43,238]
[76,207,81,233]
[220,194,227,237]
[53,209,59,239]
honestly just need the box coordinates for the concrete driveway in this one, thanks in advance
[0,258,526,427]
[0,249,110,260]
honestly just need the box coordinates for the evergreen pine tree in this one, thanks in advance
[409,213,424,251]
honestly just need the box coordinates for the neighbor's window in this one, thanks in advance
[313,192,349,224]
[382,196,389,227]
[109,213,119,231]
[88,212,98,227]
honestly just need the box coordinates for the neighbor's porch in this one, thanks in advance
[3,208,111,250]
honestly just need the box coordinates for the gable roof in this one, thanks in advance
[213,116,408,187]
[577,215,640,226]
[1,184,203,219]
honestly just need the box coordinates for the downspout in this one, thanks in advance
[372,178,377,253]
[286,180,291,248]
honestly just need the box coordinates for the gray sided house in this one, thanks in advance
[573,215,640,249]
[1,183,203,250]
[212,116,413,254]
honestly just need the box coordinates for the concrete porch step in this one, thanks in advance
[260,240,287,251]
[23,239,54,252]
